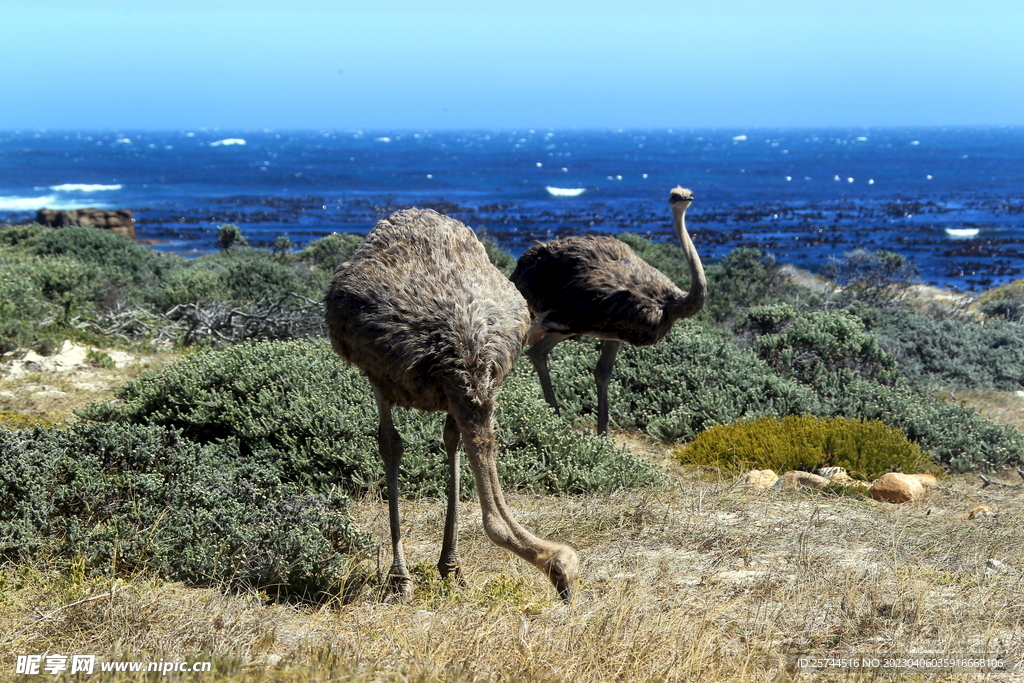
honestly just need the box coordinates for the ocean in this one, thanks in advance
[2,127,1023,291]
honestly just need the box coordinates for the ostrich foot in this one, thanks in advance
[438,560,467,587]
[385,572,413,602]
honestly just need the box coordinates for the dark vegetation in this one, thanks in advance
[2,221,1024,596]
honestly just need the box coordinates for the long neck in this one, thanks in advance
[665,203,707,322]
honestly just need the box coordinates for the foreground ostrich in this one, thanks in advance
[325,208,579,601]
[510,187,707,435]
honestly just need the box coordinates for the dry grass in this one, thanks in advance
[2,462,1022,682]
[0,347,176,428]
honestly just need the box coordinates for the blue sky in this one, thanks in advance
[2,0,1022,130]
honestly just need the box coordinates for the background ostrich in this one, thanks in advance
[510,187,706,435]
[325,208,579,601]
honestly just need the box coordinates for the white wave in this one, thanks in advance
[546,186,585,197]
[50,183,122,192]
[945,228,979,238]
[374,137,392,143]
[732,135,747,141]
[210,138,246,146]
[0,195,56,210]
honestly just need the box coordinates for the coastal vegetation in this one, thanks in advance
[1,222,1023,679]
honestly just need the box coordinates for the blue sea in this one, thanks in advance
[2,128,1023,291]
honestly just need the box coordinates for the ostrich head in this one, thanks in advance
[541,543,580,602]
[669,186,694,207]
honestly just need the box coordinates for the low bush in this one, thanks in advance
[541,320,1024,471]
[675,415,939,480]
[737,305,899,386]
[80,339,659,497]
[821,249,919,306]
[298,232,363,273]
[482,238,516,277]
[976,278,1024,320]
[545,321,821,442]
[848,302,1024,391]
[0,422,370,596]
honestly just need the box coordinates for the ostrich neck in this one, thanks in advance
[665,206,707,322]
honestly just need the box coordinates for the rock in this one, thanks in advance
[868,473,926,503]
[738,469,778,491]
[36,208,136,240]
[775,471,830,491]
[909,473,938,488]
[964,505,993,520]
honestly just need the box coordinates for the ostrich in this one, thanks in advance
[510,187,706,435]
[325,208,579,602]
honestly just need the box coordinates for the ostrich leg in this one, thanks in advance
[438,412,464,582]
[594,340,622,435]
[373,388,413,600]
[526,332,572,414]
[457,412,579,602]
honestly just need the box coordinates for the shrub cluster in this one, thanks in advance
[675,415,940,480]
[80,339,660,498]
[847,301,1024,391]
[542,319,1023,471]
[0,422,370,596]
[0,223,532,353]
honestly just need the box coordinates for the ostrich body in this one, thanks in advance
[325,208,579,601]
[510,187,707,435]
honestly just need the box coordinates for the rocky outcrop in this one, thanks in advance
[36,208,136,240]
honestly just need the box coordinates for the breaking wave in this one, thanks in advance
[546,186,586,197]
[50,183,123,192]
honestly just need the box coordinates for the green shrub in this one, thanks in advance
[977,279,1024,320]
[80,339,659,497]
[16,256,104,316]
[737,305,899,386]
[545,321,821,442]
[676,415,939,480]
[822,249,919,305]
[0,422,370,595]
[86,348,115,368]
[541,320,1023,471]
[0,270,54,353]
[0,223,49,249]
[849,302,1024,391]
[153,265,232,307]
[29,225,169,291]
[298,232,363,272]
[216,223,249,250]
[194,248,312,301]
[482,238,516,277]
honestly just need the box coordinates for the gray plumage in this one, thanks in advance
[326,208,579,601]
[510,187,707,434]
